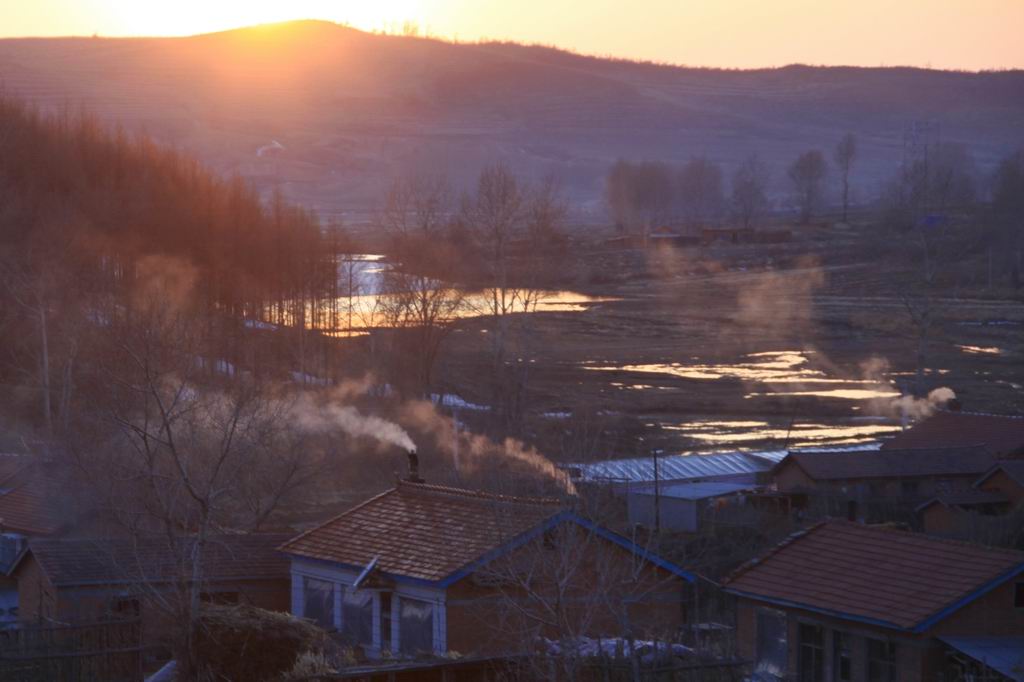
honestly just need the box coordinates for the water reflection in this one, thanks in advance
[589,351,895,393]
[261,255,615,335]
[657,418,901,447]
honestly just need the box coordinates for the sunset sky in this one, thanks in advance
[1,0,1022,71]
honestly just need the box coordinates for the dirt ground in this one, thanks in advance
[438,227,1024,463]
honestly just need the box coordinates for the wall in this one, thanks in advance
[734,597,936,682]
[445,528,688,657]
[627,493,697,532]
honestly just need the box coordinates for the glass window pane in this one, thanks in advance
[303,577,334,630]
[755,609,787,679]
[341,587,374,647]
[399,597,434,655]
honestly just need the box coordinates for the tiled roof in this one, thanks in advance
[882,412,1024,457]
[16,533,292,586]
[723,520,1024,631]
[280,481,564,583]
[778,446,996,481]
[0,460,67,536]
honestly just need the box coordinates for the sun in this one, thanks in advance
[102,0,426,37]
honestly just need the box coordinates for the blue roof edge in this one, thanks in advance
[912,562,1024,633]
[725,559,1024,633]
[438,511,697,587]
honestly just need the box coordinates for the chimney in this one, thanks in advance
[406,450,424,484]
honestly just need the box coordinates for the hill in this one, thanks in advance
[2,20,1022,219]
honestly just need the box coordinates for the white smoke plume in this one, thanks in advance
[890,387,957,422]
[288,379,416,452]
[401,400,576,495]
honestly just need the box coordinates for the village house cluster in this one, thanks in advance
[0,410,1022,680]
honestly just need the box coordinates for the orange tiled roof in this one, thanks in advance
[723,520,1024,631]
[280,481,564,583]
[882,412,1024,457]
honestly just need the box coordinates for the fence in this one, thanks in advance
[0,618,144,681]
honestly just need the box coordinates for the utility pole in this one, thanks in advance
[652,448,663,535]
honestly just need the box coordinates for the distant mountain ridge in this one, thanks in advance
[2,20,1021,219]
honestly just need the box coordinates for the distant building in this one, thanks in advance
[626,482,754,533]
[9,534,291,644]
[279,478,695,658]
[563,450,785,491]
[916,460,1024,535]
[771,446,999,503]
[975,461,1024,506]
[722,520,1024,681]
[882,411,1024,459]
[914,490,1011,535]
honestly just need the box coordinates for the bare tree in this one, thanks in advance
[82,284,315,675]
[991,148,1024,288]
[472,518,689,681]
[788,149,828,224]
[605,160,675,236]
[677,157,725,230]
[834,133,857,223]
[731,154,770,230]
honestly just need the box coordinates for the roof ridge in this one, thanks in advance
[396,480,563,506]
[838,519,1024,559]
[721,520,828,586]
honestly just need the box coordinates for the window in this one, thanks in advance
[1015,583,1024,609]
[380,592,393,652]
[108,597,140,619]
[399,597,434,655]
[833,631,852,682]
[867,638,898,681]
[341,587,374,647]
[755,609,787,679]
[797,623,824,682]
[303,577,335,630]
[900,480,919,496]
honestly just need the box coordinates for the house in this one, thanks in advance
[626,482,754,533]
[8,533,291,645]
[771,446,999,507]
[915,460,1024,536]
[976,461,1024,506]
[722,520,1024,681]
[279,477,696,658]
[914,490,1011,535]
[0,453,76,628]
[882,411,1024,458]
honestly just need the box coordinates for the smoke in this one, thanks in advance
[889,387,957,422]
[735,254,825,336]
[401,400,576,495]
[282,375,572,494]
[288,380,416,452]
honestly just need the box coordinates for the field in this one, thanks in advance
[437,225,1024,462]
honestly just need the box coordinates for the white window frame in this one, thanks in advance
[290,560,447,655]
